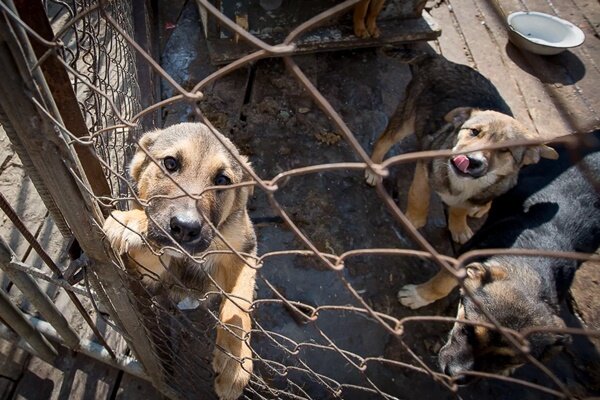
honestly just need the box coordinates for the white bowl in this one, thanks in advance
[507,11,585,55]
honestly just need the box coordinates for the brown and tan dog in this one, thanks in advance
[103,123,256,400]
[365,53,557,243]
[353,0,386,38]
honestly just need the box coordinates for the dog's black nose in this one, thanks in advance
[466,156,487,177]
[444,365,473,385]
[170,216,202,243]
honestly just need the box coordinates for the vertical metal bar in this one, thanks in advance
[0,237,81,350]
[132,0,161,131]
[0,287,57,363]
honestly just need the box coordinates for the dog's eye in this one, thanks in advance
[214,173,231,186]
[470,128,480,137]
[163,156,179,172]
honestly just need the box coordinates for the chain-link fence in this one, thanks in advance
[0,0,598,399]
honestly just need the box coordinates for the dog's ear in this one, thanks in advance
[238,154,255,196]
[522,144,559,166]
[129,130,161,183]
[465,262,486,281]
[465,262,507,288]
[444,107,474,128]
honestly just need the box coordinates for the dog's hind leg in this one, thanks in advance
[365,113,415,186]
[398,269,457,309]
[366,0,385,38]
[405,160,430,229]
[353,0,370,38]
[468,201,491,219]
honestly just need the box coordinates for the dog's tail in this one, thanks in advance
[380,46,434,65]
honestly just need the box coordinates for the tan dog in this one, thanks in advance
[103,123,256,400]
[365,54,557,243]
[353,0,386,38]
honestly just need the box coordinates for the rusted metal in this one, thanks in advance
[12,0,112,201]
[0,192,115,358]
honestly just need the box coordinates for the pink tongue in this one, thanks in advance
[452,155,470,173]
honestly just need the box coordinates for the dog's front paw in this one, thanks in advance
[103,210,147,254]
[398,284,433,309]
[213,348,252,400]
[450,223,473,244]
[365,169,381,186]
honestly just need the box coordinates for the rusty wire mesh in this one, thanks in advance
[1,0,599,399]
[46,0,143,195]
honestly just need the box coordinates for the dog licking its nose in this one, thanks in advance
[452,155,470,173]
[452,154,488,178]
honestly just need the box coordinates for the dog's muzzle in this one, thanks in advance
[450,153,488,178]
[439,341,476,386]
[161,211,213,255]
[170,215,202,244]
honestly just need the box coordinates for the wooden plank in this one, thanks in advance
[205,14,441,65]
[544,0,600,76]
[12,349,121,400]
[52,286,128,356]
[12,356,63,400]
[18,215,69,313]
[471,0,572,137]
[447,0,535,132]
[536,0,600,124]
[571,256,600,349]
[497,0,599,133]
[0,337,29,398]
[572,0,600,37]
[428,1,473,66]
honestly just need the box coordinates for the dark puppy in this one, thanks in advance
[402,133,600,380]
[366,53,557,243]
